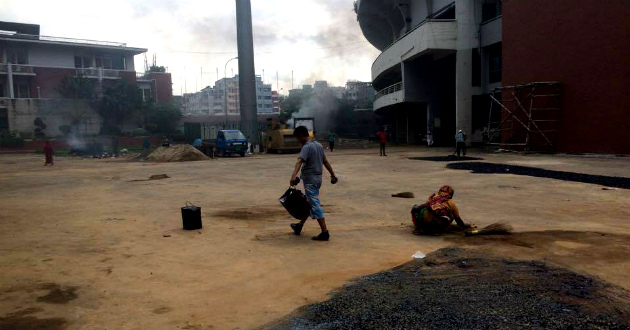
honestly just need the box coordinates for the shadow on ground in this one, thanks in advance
[0,308,67,330]
[409,155,483,162]
[447,162,630,189]
[260,247,630,330]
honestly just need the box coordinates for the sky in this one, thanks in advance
[1,0,380,95]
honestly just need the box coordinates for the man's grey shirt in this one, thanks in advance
[299,140,325,184]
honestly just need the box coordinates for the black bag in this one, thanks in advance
[181,202,202,230]
[279,187,311,221]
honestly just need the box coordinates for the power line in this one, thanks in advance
[156,41,369,55]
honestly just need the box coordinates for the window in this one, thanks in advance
[9,49,28,64]
[472,48,481,87]
[141,88,152,102]
[95,56,113,69]
[13,83,30,98]
[432,3,455,19]
[0,109,7,130]
[0,83,4,97]
[488,44,502,84]
[482,1,502,22]
[74,55,93,68]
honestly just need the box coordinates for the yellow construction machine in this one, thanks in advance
[264,117,315,154]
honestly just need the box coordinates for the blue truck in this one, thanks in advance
[216,129,248,157]
[184,123,248,157]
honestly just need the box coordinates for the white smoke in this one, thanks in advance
[288,91,340,135]
[67,129,86,151]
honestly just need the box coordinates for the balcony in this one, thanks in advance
[373,82,404,111]
[75,68,120,79]
[0,64,36,75]
[372,19,457,82]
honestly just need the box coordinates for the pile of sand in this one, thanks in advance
[146,145,210,162]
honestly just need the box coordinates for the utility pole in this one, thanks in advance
[276,70,279,93]
[236,0,259,146]
[291,70,294,90]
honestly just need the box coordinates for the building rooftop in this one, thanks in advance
[0,21,147,54]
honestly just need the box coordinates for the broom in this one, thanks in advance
[465,222,513,236]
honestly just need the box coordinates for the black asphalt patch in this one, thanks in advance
[446,162,630,189]
[261,248,630,330]
[410,156,483,162]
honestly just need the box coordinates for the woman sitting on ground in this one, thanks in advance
[411,185,471,235]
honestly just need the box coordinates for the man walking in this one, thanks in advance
[377,128,388,156]
[289,126,338,241]
[455,129,467,157]
[327,129,336,152]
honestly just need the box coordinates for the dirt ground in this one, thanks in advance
[0,146,629,330]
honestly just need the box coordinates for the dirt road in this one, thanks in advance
[1,147,629,330]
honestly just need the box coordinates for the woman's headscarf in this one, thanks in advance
[427,185,454,207]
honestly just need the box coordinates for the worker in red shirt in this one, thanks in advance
[377,128,388,157]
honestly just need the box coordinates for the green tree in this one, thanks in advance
[57,75,97,127]
[279,93,303,121]
[96,81,143,134]
[56,75,95,99]
[146,103,182,134]
[148,65,166,73]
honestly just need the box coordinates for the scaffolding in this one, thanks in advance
[486,82,561,151]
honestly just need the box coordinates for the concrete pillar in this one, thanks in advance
[455,0,477,144]
[235,0,259,146]
[7,61,14,98]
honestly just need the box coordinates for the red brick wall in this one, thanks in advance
[31,67,76,98]
[502,0,630,154]
[118,71,137,84]
[144,72,173,104]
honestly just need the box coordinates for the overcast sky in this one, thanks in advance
[1,0,380,95]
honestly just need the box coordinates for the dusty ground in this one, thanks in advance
[0,146,629,330]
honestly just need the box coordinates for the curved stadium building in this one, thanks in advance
[356,0,630,154]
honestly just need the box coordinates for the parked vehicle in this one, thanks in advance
[265,117,315,154]
[216,129,248,157]
[183,124,248,157]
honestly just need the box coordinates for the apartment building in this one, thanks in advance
[186,75,276,117]
[345,81,375,110]
[0,21,170,100]
[0,21,172,135]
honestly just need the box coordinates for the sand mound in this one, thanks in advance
[146,145,210,162]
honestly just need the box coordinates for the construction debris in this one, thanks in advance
[146,145,210,162]
[262,248,630,330]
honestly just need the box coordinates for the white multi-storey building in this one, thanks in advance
[355,0,503,145]
[182,75,276,117]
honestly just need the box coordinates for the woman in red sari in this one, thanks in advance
[43,141,54,166]
[411,185,471,235]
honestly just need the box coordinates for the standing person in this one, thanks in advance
[143,137,151,150]
[327,129,336,152]
[43,141,54,166]
[455,129,467,157]
[377,128,388,156]
[289,126,338,241]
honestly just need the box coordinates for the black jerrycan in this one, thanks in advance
[181,202,202,230]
